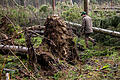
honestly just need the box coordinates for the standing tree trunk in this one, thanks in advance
[20,0,24,6]
[35,0,39,8]
[52,0,55,13]
[8,0,14,7]
[84,0,89,14]
[70,0,73,6]
[24,0,27,7]
[2,0,7,7]
[41,0,46,4]
[111,0,113,8]
[61,0,65,2]
[48,0,52,6]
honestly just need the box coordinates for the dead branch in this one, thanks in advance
[26,25,45,30]
[9,49,37,80]
[24,29,37,71]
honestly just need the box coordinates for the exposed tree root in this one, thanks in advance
[36,16,79,73]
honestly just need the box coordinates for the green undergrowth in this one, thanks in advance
[50,46,120,80]
[0,3,120,80]
[15,36,42,47]
[80,49,114,62]
[0,37,120,80]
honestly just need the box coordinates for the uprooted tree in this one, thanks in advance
[35,16,79,71]
[0,15,79,74]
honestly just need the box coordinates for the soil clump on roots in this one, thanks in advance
[36,16,79,74]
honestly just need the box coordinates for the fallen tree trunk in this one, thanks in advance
[26,25,45,30]
[93,27,120,37]
[0,45,28,52]
[23,21,120,37]
[94,10,120,13]
[96,7,120,10]
[65,21,120,37]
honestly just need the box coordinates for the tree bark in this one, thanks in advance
[84,0,89,14]
[24,29,37,69]
[52,0,55,12]
[94,10,120,13]
[24,0,27,7]
[0,45,28,52]
[41,0,46,4]
[35,0,39,8]
[61,0,65,2]
[20,0,24,6]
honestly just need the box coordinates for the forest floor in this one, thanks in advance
[0,39,120,80]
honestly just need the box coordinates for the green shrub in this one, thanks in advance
[39,4,52,18]
[61,4,82,23]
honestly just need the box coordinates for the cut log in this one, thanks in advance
[65,21,120,37]
[84,0,89,14]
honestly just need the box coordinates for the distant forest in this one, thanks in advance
[0,0,120,8]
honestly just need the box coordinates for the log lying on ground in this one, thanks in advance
[96,7,120,10]
[65,21,120,37]
[93,27,120,37]
[0,44,56,75]
[21,25,45,36]
[26,25,45,30]
[23,21,120,37]
[0,45,28,52]
[94,10,120,13]
[24,21,120,37]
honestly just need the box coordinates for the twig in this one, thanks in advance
[12,0,21,7]
[0,55,7,80]
[4,15,17,31]
[9,49,37,80]
[0,31,23,45]
[0,38,12,42]
[0,32,9,39]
